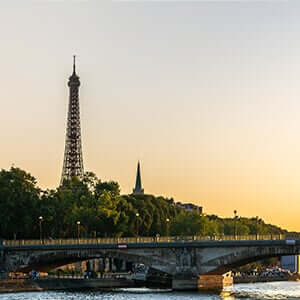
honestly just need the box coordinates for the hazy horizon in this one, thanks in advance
[1,1,300,231]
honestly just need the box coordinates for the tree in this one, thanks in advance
[0,167,290,240]
[0,167,40,239]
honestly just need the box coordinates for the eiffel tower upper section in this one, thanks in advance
[60,56,84,185]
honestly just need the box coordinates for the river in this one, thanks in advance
[0,281,300,299]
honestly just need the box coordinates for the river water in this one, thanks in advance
[1,282,300,299]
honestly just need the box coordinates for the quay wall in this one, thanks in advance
[0,278,135,293]
[0,280,40,293]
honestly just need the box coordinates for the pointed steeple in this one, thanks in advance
[133,161,144,195]
[135,161,142,190]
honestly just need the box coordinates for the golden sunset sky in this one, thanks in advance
[1,1,300,231]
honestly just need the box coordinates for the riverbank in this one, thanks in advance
[234,272,300,284]
[0,280,41,293]
[234,275,289,284]
[0,278,136,294]
[1,275,299,294]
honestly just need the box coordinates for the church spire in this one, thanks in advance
[133,161,144,195]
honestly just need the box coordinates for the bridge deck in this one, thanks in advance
[2,234,300,250]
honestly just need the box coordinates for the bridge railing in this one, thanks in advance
[3,234,296,247]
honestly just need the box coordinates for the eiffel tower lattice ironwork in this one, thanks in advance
[60,56,84,185]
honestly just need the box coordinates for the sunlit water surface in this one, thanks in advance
[1,282,300,299]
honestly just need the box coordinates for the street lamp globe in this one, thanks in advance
[38,216,43,242]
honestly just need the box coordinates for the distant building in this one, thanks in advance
[176,202,203,214]
[132,161,144,195]
[281,255,300,273]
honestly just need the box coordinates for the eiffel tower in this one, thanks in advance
[60,56,84,185]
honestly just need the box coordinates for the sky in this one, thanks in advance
[1,0,300,231]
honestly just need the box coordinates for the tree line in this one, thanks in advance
[0,167,288,240]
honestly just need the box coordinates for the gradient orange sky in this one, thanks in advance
[1,1,300,231]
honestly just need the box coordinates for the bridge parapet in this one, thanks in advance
[3,234,293,247]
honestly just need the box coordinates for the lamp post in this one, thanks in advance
[234,210,238,239]
[135,213,139,237]
[256,216,259,240]
[76,221,80,242]
[200,213,206,236]
[166,218,170,237]
[39,216,43,243]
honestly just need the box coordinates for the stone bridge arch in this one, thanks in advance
[3,240,300,278]
[196,244,300,275]
[4,247,178,274]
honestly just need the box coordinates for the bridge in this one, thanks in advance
[1,234,299,290]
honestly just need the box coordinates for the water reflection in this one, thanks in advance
[233,281,300,299]
[0,290,228,300]
[1,282,300,300]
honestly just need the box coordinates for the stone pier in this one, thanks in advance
[172,278,198,291]
[172,274,233,291]
[172,274,198,291]
[0,248,8,279]
[198,274,233,291]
